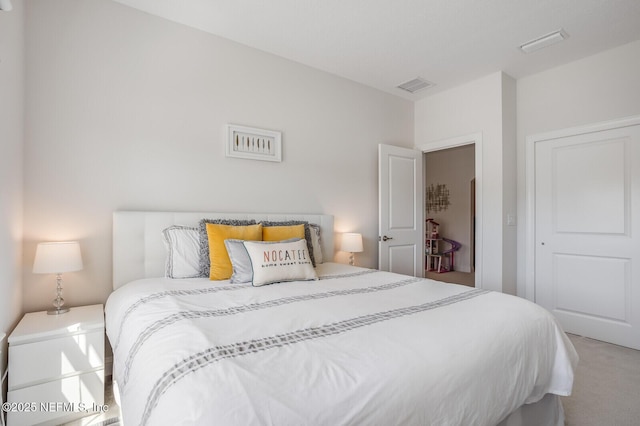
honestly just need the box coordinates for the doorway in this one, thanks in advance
[417,133,483,288]
[424,145,476,286]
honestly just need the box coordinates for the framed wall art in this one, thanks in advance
[426,183,451,213]
[226,124,282,162]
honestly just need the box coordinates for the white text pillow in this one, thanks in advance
[242,239,318,287]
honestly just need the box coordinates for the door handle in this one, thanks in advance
[381,235,393,242]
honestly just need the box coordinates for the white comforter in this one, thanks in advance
[105,263,578,426]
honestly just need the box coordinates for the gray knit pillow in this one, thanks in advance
[259,220,316,267]
[308,223,323,264]
[198,219,257,277]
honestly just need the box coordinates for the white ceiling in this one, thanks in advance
[112,0,640,100]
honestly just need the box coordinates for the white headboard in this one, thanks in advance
[112,211,335,289]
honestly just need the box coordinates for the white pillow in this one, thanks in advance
[242,239,318,287]
[162,226,201,279]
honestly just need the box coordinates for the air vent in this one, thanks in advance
[519,29,568,54]
[396,77,434,94]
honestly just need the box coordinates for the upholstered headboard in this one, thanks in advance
[112,211,335,289]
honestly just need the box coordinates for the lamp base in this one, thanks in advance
[47,307,70,315]
[49,273,69,315]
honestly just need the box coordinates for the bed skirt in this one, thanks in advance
[113,379,563,426]
[498,394,564,426]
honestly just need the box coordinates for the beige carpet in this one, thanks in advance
[425,270,475,287]
[62,381,120,426]
[563,334,640,426]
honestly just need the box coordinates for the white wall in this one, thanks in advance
[516,40,640,296]
[424,145,475,272]
[415,72,517,293]
[18,1,639,314]
[0,0,24,370]
[22,0,414,312]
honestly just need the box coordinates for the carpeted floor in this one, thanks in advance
[61,381,120,426]
[563,334,640,426]
[425,270,475,287]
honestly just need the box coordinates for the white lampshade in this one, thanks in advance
[341,233,363,253]
[33,241,83,274]
[0,0,13,12]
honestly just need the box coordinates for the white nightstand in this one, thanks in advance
[6,305,105,426]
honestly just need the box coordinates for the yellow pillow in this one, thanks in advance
[263,224,305,242]
[207,223,262,280]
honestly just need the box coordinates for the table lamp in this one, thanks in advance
[0,0,13,12]
[33,241,83,315]
[341,233,363,266]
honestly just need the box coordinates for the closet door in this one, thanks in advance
[535,124,640,349]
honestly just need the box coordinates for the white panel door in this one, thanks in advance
[535,124,640,349]
[378,144,423,276]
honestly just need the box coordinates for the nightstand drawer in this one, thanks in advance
[8,329,104,389]
[7,369,105,426]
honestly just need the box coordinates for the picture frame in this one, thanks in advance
[226,124,282,162]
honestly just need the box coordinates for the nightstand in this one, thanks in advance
[6,305,105,426]
[1,332,6,426]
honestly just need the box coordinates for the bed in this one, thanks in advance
[106,211,578,426]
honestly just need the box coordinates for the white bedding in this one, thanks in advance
[105,263,577,426]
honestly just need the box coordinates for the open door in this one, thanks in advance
[378,144,424,276]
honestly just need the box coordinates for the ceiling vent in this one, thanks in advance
[396,77,434,94]
[519,29,568,54]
